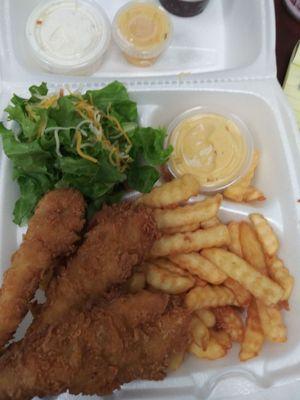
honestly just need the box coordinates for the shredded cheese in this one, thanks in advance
[74,97,133,170]
[75,131,98,164]
[27,89,134,171]
[37,115,47,137]
[39,95,60,109]
[54,128,62,157]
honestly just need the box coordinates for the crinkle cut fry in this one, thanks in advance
[137,174,200,209]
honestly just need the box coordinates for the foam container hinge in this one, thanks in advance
[0,0,300,399]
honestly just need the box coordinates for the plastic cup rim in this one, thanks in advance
[166,105,255,193]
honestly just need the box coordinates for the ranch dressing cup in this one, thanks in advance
[112,1,173,67]
[26,0,111,75]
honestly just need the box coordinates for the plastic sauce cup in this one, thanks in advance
[112,1,173,67]
[166,107,254,192]
[26,0,111,75]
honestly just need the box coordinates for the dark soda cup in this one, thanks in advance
[159,0,210,17]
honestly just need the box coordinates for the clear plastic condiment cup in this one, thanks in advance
[26,0,111,75]
[112,0,173,67]
[166,106,254,192]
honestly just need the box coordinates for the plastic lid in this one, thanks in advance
[112,1,173,60]
[26,0,111,75]
[166,106,254,192]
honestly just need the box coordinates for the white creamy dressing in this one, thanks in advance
[26,0,110,73]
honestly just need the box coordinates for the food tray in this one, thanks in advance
[1,79,300,400]
[0,0,300,399]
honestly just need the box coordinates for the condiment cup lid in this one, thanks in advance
[112,0,173,60]
[26,0,111,75]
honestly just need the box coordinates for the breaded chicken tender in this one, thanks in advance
[32,202,159,328]
[0,291,191,399]
[0,189,86,348]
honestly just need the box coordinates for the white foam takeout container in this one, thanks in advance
[0,1,300,399]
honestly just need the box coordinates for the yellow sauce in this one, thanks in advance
[116,3,171,66]
[168,113,248,188]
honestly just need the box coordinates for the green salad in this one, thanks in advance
[0,81,172,225]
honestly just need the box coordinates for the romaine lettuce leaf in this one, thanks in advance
[127,164,160,193]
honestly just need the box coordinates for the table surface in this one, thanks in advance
[275,0,300,85]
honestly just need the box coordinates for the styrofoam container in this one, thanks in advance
[0,0,300,399]
[0,81,300,400]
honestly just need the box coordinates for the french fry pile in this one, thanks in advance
[135,174,294,365]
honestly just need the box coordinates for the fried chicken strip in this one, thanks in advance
[0,189,86,348]
[32,203,158,328]
[0,291,191,399]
